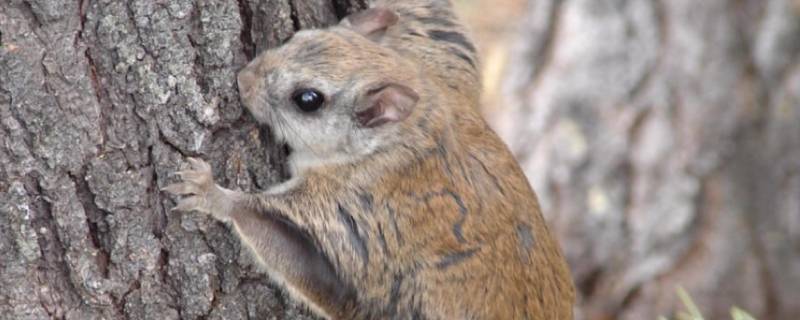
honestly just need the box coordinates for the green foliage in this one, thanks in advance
[658,286,757,320]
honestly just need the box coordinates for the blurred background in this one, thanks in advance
[455,0,800,319]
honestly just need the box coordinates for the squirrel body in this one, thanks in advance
[166,1,575,318]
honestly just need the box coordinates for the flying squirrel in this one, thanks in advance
[164,0,575,318]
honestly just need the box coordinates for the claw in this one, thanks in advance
[162,183,200,196]
[187,157,211,172]
[187,157,201,165]
[175,170,209,184]
[165,157,217,214]
[173,196,204,212]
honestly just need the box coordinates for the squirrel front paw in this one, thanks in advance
[163,157,232,221]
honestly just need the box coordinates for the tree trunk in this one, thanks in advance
[494,0,800,319]
[0,0,365,319]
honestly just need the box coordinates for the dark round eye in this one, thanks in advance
[291,88,325,113]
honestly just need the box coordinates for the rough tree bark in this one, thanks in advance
[0,0,365,319]
[494,0,800,319]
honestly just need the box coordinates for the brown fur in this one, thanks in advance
[165,1,575,318]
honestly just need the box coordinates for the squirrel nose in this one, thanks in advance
[237,69,257,99]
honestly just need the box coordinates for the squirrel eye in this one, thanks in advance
[291,88,325,113]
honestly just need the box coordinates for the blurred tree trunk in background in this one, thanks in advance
[494,0,800,319]
[0,0,364,319]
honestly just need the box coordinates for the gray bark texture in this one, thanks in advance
[494,0,800,319]
[0,0,365,319]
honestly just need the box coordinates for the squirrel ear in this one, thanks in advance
[340,8,399,40]
[355,83,420,128]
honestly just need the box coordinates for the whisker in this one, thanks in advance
[275,111,322,159]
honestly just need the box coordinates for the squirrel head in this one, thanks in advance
[238,8,423,169]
